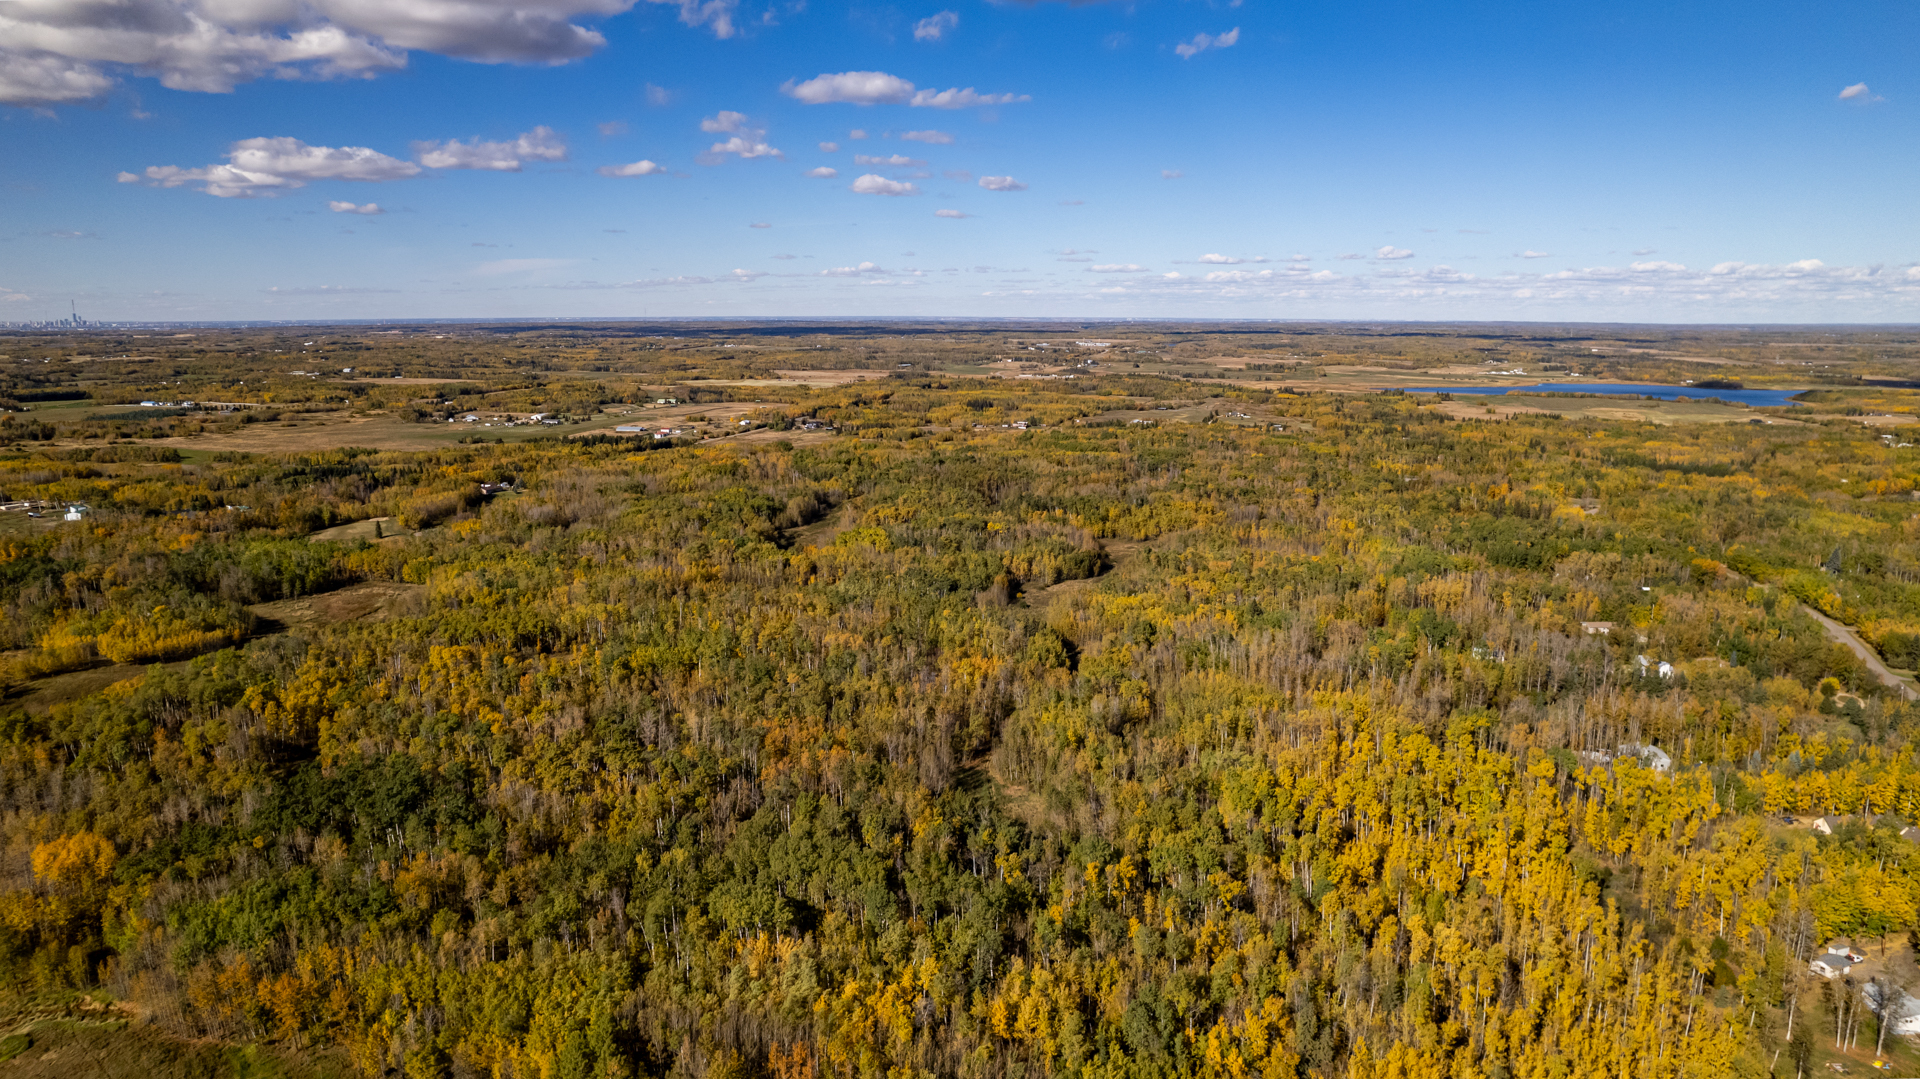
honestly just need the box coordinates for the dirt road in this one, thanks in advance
[1804,606,1920,701]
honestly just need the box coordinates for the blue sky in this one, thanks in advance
[2,0,1916,322]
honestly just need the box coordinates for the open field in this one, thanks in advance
[250,581,425,630]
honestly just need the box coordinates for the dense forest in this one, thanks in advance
[4,356,1920,1078]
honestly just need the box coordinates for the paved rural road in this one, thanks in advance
[1803,606,1920,701]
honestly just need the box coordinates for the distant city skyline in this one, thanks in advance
[2,0,1915,322]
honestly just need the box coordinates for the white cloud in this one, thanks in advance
[784,70,914,105]
[806,166,838,178]
[125,136,420,197]
[914,11,958,41]
[901,129,953,144]
[415,126,567,170]
[0,0,658,106]
[709,135,781,159]
[700,110,750,133]
[850,173,917,196]
[1376,246,1414,260]
[978,175,1025,191]
[934,209,968,218]
[731,268,766,279]
[1062,256,1920,321]
[856,153,925,166]
[1517,250,1551,259]
[1199,253,1266,264]
[598,159,665,176]
[821,261,884,276]
[597,120,628,137]
[782,70,1028,108]
[818,141,839,152]
[1839,82,1883,103]
[695,113,780,160]
[645,82,672,105]
[0,51,115,105]
[641,0,739,39]
[849,129,868,139]
[1161,169,1182,179]
[1632,247,1657,256]
[1288,254,1311,262]
[328,200,384,214]
[1090,263,1146,273]
[908,87,1025,108]
[1174,27,1239,59]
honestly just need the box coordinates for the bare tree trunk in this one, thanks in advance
[1874,978,1889,1058]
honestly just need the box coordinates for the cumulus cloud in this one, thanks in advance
[901,129,952,144]
[1839,82,1883,103]
[782,70,1028,108]
[848,129,867,139]
[1090,263,1146,273]
[700,110,750,133]
[598,159,665,176]
[1630,260,1686,272]
[913,11,958,41]
[328,200,384,214]
[597,120,628,137]
[730,268,766,279]
[818,141,839,152]
[850,173,917,195]
[707,135,780,159]
[0,0,656,106]
[1517,250,1551,259]
[856,153,925,166]
[0,51,114,105]
[805,166,838,178]
[414,126,567,170]
[695,113,779,160]
[1174,27,1239,59]
[645,82,672,105]
[978,175,1025,191]
[821,261,884,276]
[1376,246,1414,260]
[934,208,968,218]
[641,0,739,38]
[123,136,420,197]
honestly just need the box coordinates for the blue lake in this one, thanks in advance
[1404,383,1805,407]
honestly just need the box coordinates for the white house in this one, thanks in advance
[1616,744,1673,773]
[1811,957,1846,979]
